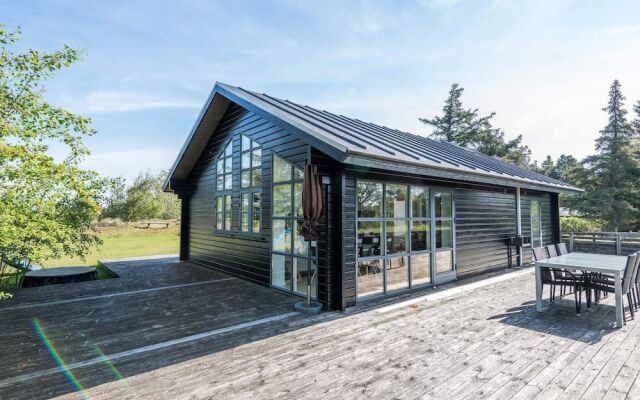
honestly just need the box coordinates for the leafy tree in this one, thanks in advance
[560,216,605,233]
[421,83,533,168]
[113,171,180,222]
[578,80,640,230]
[0,25,106,294]
[100,177,127,219]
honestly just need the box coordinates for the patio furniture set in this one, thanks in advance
[533,243,640,327]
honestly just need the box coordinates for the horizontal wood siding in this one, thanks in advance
[455,187,517,277]
[186,103,338,308]
[342,174,357,308]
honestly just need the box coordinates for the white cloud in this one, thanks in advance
[65,91,201,113]
[601,24,640,35]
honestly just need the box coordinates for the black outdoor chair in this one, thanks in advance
[533,246,584,314]
[556,243,569,255]
[546,244,559,258]
[547,243,576,296]
[586,252,639,323]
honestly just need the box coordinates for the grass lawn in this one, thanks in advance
[41,225,180,268]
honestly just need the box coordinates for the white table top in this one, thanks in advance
[535,252,628,274]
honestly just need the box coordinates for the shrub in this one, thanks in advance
[561,216,605,233]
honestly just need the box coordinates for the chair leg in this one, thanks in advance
[628,293,635,320]
[575,287,581,316]
[586,287,591,309]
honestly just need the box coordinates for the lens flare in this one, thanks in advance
[32,318,88,399]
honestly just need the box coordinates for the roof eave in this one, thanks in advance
[344,152,583,195]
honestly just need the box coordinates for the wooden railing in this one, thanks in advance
[561,232,640,255]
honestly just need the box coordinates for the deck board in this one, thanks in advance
[1,258,640,399]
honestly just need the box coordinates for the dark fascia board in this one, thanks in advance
[164,83,348,192]
[163,86,230,191]
[343,154,583,195]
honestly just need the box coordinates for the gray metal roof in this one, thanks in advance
[165,82,581,193]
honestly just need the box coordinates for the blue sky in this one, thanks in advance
[4,0,640,181]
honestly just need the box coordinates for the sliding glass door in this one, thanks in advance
[356,181,455,299]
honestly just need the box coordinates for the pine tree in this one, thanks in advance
[421,83,532,168]
[633,100,640,136]
[580,80,640,230]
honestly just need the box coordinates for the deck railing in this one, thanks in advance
[561,232,640,255]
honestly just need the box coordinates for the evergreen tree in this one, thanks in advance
[580,80,640,230]
[421,83,532,168]
[633,100,640,136]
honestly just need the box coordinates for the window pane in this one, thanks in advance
[435,192,452,218]
[411,187,429,218]
[271,254,292,290]
[294,167,304,180]
[224,174,232,190]
[358,221,382,257]
[252,193,261,232]
[386,221,408,254]
[224,195,232,230]
[273,184,292,217]
[386,256,409,291]
[241,193,249,209]
[215,196,222,230]
[241,134,251,152]
[225,141,233,156]
[385,184,408,218]
[357,181,383,218]
[241,171,251,188]
[411,253,431,286]
[357,259,384,297]
[410,220,430,252]
[294,182,303,217]
[241,152,251,169]
[241,213,249,231]
[293,220,308,256]
[252,168,262,187]
[293,257,317,298]
[273,156,292,183]
[272,219,292,253]
[216,159,224,175]
[531,200,541,247]
[252,148,262,167]
[224,156,232,173]
[216,176,223,191]
[436,250,453,273]
[435,220,453,249]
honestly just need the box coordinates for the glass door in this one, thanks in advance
[531,200,542,248]
[432,190,455,283]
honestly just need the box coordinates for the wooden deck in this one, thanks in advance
[2,259,640,399]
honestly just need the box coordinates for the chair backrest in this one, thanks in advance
[556,243,569,255]
[532,247,548,261]
[622,253,639,294]
[546,245,558,258]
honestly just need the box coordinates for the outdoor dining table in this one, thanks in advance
[534,252,628,327]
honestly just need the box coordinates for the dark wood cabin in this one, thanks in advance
[164,82,581,310]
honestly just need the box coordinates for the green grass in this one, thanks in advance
[41,225,180,268]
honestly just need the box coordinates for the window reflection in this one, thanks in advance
[435,220,453,249]
[411,253,431,286]
[435,192,452,218]
[385,184,408,218]
[358,221,382,257]
[410,220,430,252]
[386,256,409,291]
[357,260,384,297]
[357,182,383,218]
[411,187,429,218]
[386,221,408,254]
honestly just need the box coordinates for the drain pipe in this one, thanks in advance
[516,187,523,266]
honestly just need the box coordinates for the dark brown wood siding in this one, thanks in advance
[185,103,339,309]
[455,187,517,277]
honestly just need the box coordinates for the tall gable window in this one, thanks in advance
[214,140,233,231]
[240,134,262,233]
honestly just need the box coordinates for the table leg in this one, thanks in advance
[615,270,623,327]
[535,264,543,311]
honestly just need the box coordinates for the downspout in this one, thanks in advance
[516,187,523,267]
